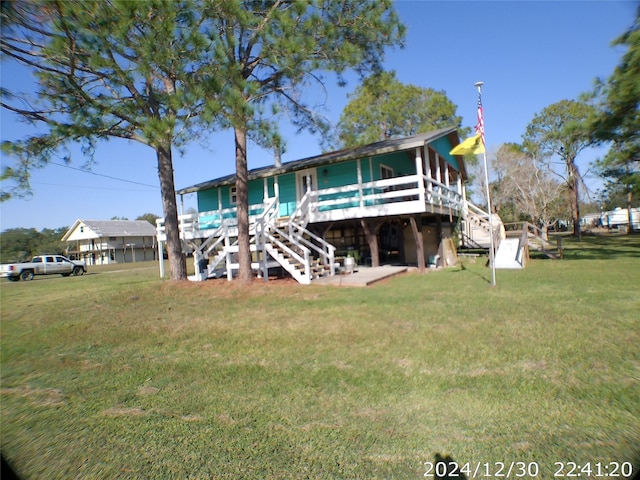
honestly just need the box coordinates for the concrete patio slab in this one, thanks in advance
[312,265,409,287]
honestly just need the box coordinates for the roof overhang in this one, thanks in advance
[178,127,461,195]
[61,219,84,242]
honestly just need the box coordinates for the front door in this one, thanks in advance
[295,168,317,201]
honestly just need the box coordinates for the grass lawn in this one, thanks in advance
[1,234,639,479]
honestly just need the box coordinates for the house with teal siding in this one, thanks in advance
[156,127,499,283]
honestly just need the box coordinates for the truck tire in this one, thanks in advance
[7,276,20,282]
[72,266,84,276]
[20,270,34,281]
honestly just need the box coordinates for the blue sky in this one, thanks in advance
[0,0,636,231]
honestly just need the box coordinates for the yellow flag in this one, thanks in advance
[449,133,485,155]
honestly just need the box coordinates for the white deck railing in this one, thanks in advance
[156,203,269,240]
[155,177,469,280]
[305,174,464,223]
[157,175,465,239]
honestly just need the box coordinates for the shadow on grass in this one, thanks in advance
[1,454,20,480]
[557,233,640,261]
[428,453,468,479]
[453,260,497,285]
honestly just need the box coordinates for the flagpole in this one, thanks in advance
[475,81,496,286]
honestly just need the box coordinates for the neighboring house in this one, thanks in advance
[63,219,158,265]
[580,213,602,228]
[157,127,501,283]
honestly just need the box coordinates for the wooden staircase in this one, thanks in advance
[263,226,333,284]
[460,202,505,250]
[187,194,336,284]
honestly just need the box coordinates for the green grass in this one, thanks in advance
[1,235,639,479]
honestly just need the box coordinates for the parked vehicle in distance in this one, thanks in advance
[1,255,86,281]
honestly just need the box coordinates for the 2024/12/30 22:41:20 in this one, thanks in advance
[554,462,634,478]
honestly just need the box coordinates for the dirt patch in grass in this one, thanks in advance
[163,276,300,298]
[216,413,239,425]
[100,407,148,417]
[180,414,205,422]
[1,385,66,407]
[137,386,160,396]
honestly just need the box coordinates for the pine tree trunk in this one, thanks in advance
[156,144,187,281]
[234,127,253,283]
[627,189,633,234]
[569,161,581,240]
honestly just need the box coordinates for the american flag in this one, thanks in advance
[475,95,485,147]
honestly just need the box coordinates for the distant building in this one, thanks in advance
[581,208,640,231]
[599,207,640,231]
[62,219,158,265]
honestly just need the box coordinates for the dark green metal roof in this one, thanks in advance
[177,127,460,194]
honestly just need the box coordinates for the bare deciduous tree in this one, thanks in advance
[492,143,569,236]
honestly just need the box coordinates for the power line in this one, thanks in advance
[50,161,159,188]
[31,181,159,192]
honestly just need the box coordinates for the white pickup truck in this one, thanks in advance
[1,255,86,281]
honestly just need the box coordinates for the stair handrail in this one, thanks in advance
[190,223,230,278]
[265,225,312,280]
[465,201,491,219]
[255,196,279,244]
[502,222,551,249]
[206,246,229,275]
[465,201,505,239]
[524,222,549,243]
[288,222,336,275]
[288,190,313,234]
[190,224,223,255]
[286,190,335,275]
[202,224,230,257]
[516,227,529,266]
[460,231,485,250]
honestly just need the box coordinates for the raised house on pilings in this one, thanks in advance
[156,127,499,284]
[64,219,158,265]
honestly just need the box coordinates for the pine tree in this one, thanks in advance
[334,71,465,149]
[2,1,405,283]
[588,9,640,230]
[201,0,405,283]
[523,100,596,239]
[1,0,223,281]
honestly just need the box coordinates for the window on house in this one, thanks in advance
[230,186,237,205]
[380,164,394,193]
